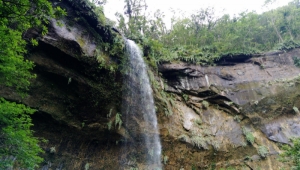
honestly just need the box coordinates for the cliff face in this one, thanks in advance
[1,0,300,169]
[158,51,300,169]
[0,0,126,169]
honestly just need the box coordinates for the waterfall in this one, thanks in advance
[121,39,162,169]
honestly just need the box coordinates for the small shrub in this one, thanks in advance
[164,107,172,117]
[257,145,269,158]
[115,113,122,129]
[193,118,202,126]
[84,163,90,170]
[293,106,300,114]
[202,100,209,109]
[183,94,189,101]
[50,147,56,154]
[242,127,255,145]
[233,115,241,122]
[107,108,113,118]
[211,140,220,151]
[191,136,207,149]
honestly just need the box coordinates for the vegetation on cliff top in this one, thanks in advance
[115,0,300,65]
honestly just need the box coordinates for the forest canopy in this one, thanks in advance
[114,0,300,65]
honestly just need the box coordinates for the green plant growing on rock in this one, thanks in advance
[163,155,169,164]
[280,138,300,169]
[182,94,189,102]
[293,57,300,67]
[49,146,56,154]
[178,134,189,142]
[164,107,173,117]
[191,136,207,149]
[242,127,255,145]
[107,121,112,130]
[257,145,269,158]
[107,108,113,118]
[233,115,241,122]
[115,113,122,129]
[129,168,138,170]
[193,118,202,126]
[202,100,210,109]
[169,95,176,107]
[293,106,300,114]
[211,140,221,151]
[84,163,90,170]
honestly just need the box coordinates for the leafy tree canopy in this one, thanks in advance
[0,0,66,169]
[115,0,300,65]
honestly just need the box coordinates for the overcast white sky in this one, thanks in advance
[104,0,291,27]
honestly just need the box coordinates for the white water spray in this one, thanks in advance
[121,39,162,169]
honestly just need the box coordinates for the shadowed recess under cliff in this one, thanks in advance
[121,39,162,169]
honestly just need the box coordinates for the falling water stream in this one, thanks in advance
[121,39,162,169]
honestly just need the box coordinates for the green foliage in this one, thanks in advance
[211,140,220,151]
[115,113,122,129]
[233,115,241,122]
[276,40,300,51]
[0,29,36,93]
[257,145,269,158]
[74,0,106,25]
[107,121,112,130]
[0,0,65,169]
[191,136,207,149]
[49,147,56,154]
[0,0,66,93]
[202,100,210,109]
[293,106,300,114]
[280,138,300,169]
[0,98,43,169]
[116,1,300,65]
[182,94,189,102]
[84,163,90,170]
[293,57,300,67]
[242,127,255,145]
[193,118,202,126]
[130,168,139,170]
